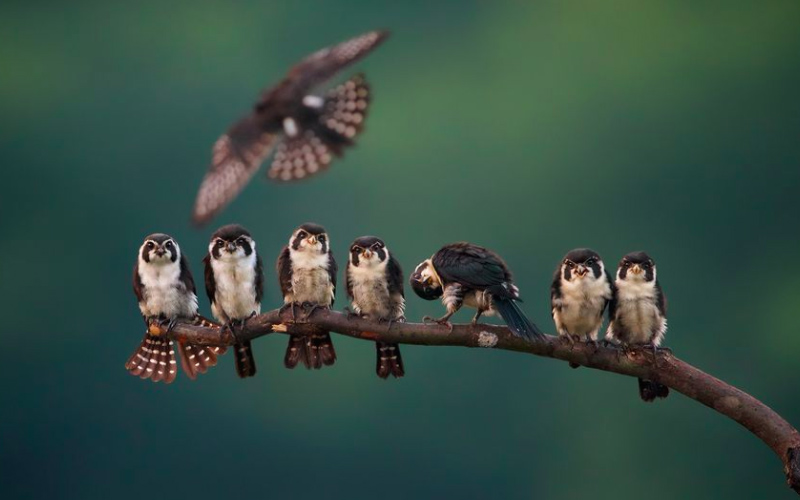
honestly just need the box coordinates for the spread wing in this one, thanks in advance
[192,115,277,226]
[256,31,388,109]
[432,243,512,292]
[276,247,293,298]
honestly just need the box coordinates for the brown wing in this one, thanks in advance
[257,31,388,109]
[192,115,277,226]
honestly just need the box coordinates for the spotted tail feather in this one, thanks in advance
[376,341,404,379]
[284,335,307,369]
[638,378,670,402]
[234,341,257,378]
[309,332,336,369]
[178,342,222,380]
[125,334,178,384]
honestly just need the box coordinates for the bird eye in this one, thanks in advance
[166,241,174,248]
[216,240,224,247]
[146,242,154,249]
[297,231,307,239]
[586,258,594,265]
[354,247,362,254]
[237,238,246,245]
[318,235,326,242]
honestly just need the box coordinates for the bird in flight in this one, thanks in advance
[192,30,389,225]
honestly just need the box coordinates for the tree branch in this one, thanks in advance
[153,309,800,494]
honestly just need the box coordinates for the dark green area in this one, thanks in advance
[2,1,799,498]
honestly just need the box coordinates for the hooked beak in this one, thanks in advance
[226,242,236,252]
[154,247,166,257]
[306,236,317,245]
[363,250,373,259]
[630,264,642,275]
[575,265,588,277]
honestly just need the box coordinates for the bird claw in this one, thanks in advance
[343,306,361,319]
[423,316,453,332]
[279,302,298,322]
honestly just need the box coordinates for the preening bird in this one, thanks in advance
[551,248,613,343]
[203,224,263,378]
[276,223,337,369]
[127,233,225,382]
[346,236,405,379]
[606,251,669,402]
[192,30,389,225]
[409,242,545,341]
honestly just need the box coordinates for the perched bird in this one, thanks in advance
[192,30,390,225]
[551,248,613,343]
[127,233,225,382]
[203,224,263,378]
[276,223,337,369]
[346,236,405,379]
[409,242,545,341]
[606,251,669,402]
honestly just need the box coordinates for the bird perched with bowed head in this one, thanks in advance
[409,242,545,341]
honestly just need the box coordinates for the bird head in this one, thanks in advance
[617,251,656,283]
[349,236,388,268]
[409,259,443,300]
[140,233,179,265]
[290,223,329,255]
[209,224,255,262]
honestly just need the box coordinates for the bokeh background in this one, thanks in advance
[2,1,800,498]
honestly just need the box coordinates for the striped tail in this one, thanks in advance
[234,341,257,378]
[638,378,670,402]
[284,333,336,370]
[177,341,224,380]
[376,342,404,379]
[125,334,177,384]
[491,294,545,342]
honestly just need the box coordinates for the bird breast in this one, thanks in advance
[555,278,610,335]
[610,280,666,345]
[211,255,260,321]
[349,264,393,319]
[138,260,198,319]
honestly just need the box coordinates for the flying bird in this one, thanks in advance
[409,242,545,341]
[276,223,338,370]
[192,30,389,225]
[203,224,263,378]
[606,251,669,402]
[346,236,406,379]
[127,233,225,382]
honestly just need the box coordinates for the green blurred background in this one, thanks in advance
[2,1,799,498]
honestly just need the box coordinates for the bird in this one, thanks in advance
[192,30,390,225]
[606,251,669,402]
[276,223,337,369]
[409,242,545,341]
[203,224,263,378]
[126,233,225,382]
[345,236,405,379]
[551,248,614,368]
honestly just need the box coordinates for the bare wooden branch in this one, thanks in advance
[152,309,800,494]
